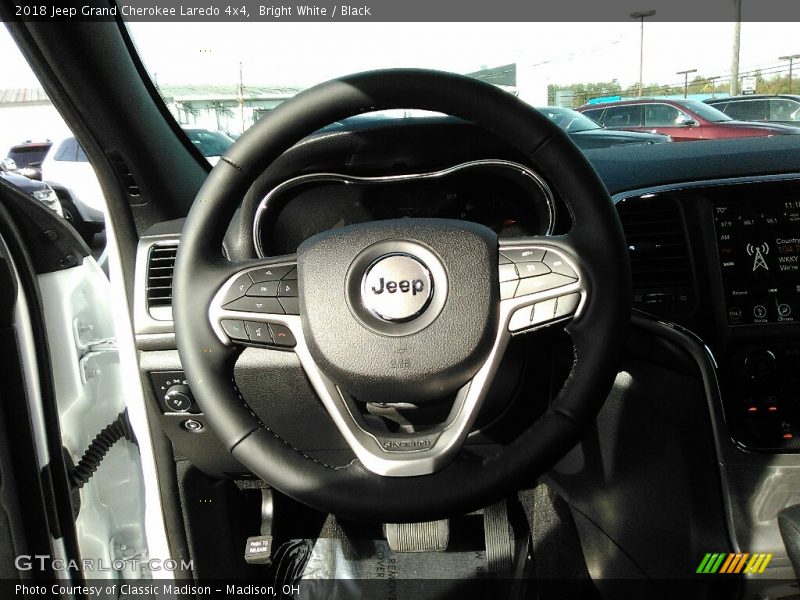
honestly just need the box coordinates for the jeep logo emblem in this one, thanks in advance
[361,253,433,322]
[370,278,425,295]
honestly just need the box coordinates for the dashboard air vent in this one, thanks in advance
[146,243,178,318]
[616,195,696,317]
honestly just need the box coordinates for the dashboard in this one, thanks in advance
[129,115,800,581]
[613,176,800,455]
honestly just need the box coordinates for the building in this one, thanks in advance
[157,84,302,136]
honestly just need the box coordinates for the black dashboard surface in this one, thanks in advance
[146,117,800,459]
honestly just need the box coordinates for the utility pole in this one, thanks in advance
[730,0,741,96]
[677,69,698,98]
[630,10,656,97]
[779,54,800,94]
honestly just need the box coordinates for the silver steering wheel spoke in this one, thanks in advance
[206,238,587,478]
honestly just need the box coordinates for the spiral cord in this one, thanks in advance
[70,409,138,489]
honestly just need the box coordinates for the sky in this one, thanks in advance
[1,21,799,93]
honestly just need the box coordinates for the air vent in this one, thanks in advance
[146,243,178,319]
[107,150,142,201]
[617,196,696,317]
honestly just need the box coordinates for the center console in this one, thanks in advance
[711,189,800,451]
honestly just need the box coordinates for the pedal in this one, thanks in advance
[244,488,274,565]
[384,519,449,552]
[484,500,514,572]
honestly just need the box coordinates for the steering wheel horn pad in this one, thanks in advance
[299,218,497,405]
[173,69,630,522]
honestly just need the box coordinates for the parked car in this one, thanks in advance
[578,97,800,141]
[0,158,63,216]
[704,94,800,126]
[6,140,52,180]
[182,127,235,165]
[536,106,671,149]
[41,135,106,225]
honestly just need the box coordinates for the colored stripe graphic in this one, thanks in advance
[697,552,773,574]
[719,554,735,573]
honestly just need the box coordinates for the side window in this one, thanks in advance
[75,143,89,163]
[724,100,769,121]
[54,138,78,161]
[644,104,685,127]
[603,105,643,127]
[581,108,604,125]
[769,99,800,121]
[711,101,729,113]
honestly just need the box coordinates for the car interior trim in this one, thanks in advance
[612,172,800,205]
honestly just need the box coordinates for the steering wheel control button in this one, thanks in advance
[515,273,576,297]
[531,298,558,324]
[516,261,551,278]
[278,297,300,315]
[509,305,534,331]
[268,324,296,347]
[500,280,518,300]
[543,252,578,279]
[361,253,433,322]
[247,281,279,297]
[278,279,299,297]
[223,273,254,304]
[555,293,581,318]
[500,248,546,263]
[250,264,295,282]
[245,321,273,344]
[224,296,284,314]
[499,264,518,282]
[221,319,249,341]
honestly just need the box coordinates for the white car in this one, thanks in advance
[41,135,107,225]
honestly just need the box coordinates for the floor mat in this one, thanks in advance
[274,536,531,600]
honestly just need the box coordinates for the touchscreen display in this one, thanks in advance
[714,198,800,325]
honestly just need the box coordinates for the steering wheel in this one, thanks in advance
[173,69,630,523]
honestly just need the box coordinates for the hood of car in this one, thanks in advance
[570,127,671,149]
[0,170,47,192]
[721,120,800,133]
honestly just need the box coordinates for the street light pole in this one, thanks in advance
[677,68,698,98]
[779,54,800,94]
[630,10,656,97]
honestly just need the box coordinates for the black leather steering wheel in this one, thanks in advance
[173,69,630,522]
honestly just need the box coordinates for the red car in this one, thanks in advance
[578,98,800,141]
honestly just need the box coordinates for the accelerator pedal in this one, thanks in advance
[484,500,515,572]
[384,519,450,552]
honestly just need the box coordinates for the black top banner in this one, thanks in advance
[5,0,800,22]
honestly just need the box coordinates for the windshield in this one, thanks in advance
[536,107,601,133]
[121,22,799,155]
[677,99,734,122]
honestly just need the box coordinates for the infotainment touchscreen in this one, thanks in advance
[713,198,799,325]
